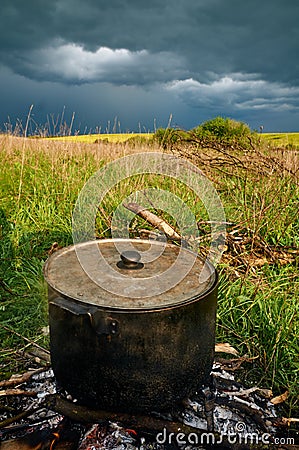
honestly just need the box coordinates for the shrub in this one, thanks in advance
[192,117,257,149]
[153,118,258,151]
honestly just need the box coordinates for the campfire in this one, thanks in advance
[0,346,296,449]
[1,215,298,449]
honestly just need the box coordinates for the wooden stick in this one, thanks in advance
[44,393,195,434]
[215,342,239,356]
[0,407,38,428]
[0,368,46,389]
[281,417,299,425]
[123,202,181,241]
[0,429,57,450]
[215,356,258,372]
[215,397,267,431]
[44,394,278,449]
[0,389,37,397]
[0,324,50,355]
[23,348,51,364]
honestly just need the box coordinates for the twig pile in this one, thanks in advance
[169,133,299,180]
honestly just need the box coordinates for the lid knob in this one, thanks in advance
[118,250,144,270]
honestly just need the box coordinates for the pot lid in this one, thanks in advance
[43,238,216,311]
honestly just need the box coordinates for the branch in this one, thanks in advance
[0,324,50,356]
[0,368,46,389]
[123,202,182,242]
[44,393,193,434]
[44,394,278,449]
[0,389,37,397]
[0,407,39,428]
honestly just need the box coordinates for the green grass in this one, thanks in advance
[0,134,298,418]
[261,132,299,148]
[217,266,298,415]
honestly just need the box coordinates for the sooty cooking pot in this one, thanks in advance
[44,238,218,413]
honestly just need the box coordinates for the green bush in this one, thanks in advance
[153,118,258,150]
[192,117,257,149]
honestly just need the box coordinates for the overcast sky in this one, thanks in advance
[0,0,299,134]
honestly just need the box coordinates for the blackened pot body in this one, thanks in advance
[45,239,218,413]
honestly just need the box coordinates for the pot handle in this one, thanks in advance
[49,297,119,337]
[88,308,120,337]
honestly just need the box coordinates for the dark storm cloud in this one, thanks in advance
[167,75,299,113]
[9,42,188,85]
[0,0,299,131]
[1,0,299,86]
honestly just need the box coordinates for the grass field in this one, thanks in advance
[45,132,153,143]
[261,132,299,148]
[0,133,298,419]
[45,130,299,148]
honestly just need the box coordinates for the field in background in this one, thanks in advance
[0,133,298,418]
[44,131,299,148]
[261,132,299,148]
[46,132,153,143]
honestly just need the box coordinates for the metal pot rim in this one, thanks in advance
[44,238,218,311]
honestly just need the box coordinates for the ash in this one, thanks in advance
[181,364,277,436]
[0,363,282,449]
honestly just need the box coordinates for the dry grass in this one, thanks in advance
[0,134,156,161]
